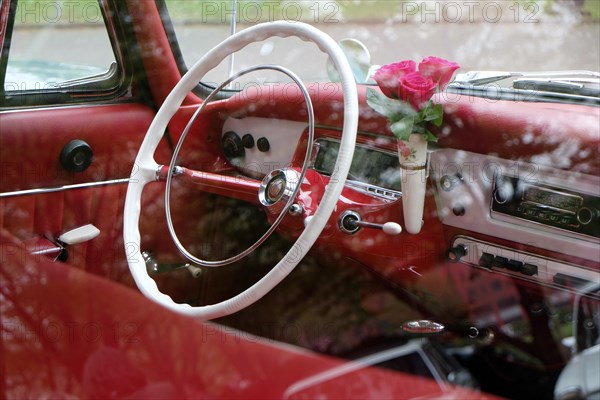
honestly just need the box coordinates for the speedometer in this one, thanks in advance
[313,138,401,196]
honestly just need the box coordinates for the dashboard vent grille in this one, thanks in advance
[362,185,401,200]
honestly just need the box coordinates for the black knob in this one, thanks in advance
[577,207,595,225]
[257,137,270,152]
[242,134,255,148]
[493,256,509,269]
[60,140,93,172]
[479,252,494,269]
[506,259,523,272]
[521,263,538,276]
[447,244,468,261]
[221,131,245,160]
[452,204,466,216]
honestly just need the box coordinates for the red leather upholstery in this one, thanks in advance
[0,227,497,399]
[0,101,177,282]
[0,104,171,193]
[1,184,128,279]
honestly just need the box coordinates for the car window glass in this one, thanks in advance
[164,0,599,87]
[4,0,116,92]
[164,0,330,85]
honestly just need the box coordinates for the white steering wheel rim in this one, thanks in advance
[123,21,358,320]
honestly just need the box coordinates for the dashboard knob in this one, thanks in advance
[452,204,466,216]
[440,174,462,192]
[577,207,596,225]
[242,133,255,148]
[257,137,270,152]
[446,244,468,261]
[221,131,245,159]
[381,222,403,235]
[494,180,514,204]
[288,204,303,216]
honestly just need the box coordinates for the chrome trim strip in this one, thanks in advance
[0,101,140,114]
[0,178,130,198]
[345,180,401,201]
[315,137,398,158]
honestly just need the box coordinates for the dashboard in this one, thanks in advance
[221,117,402,201]
[220,116,600,294]
[313,139,401,200]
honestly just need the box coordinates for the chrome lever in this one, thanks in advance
[338,210,402,236]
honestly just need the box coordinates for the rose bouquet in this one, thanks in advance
[367,56,459,145]
[367,57,459,234]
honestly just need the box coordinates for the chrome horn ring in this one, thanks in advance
[165,65,314,268]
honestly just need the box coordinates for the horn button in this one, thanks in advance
[259,169,300,214]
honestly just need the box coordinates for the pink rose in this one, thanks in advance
[418,56,460,90]
[398,72,436,110]
[373,60,416,99]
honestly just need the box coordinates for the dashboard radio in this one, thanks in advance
[491,176,600,240]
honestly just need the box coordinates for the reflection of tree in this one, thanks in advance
[1,240,79,396]
[511,285,565,366]
[218,243,423,356]
[0,228,249,398]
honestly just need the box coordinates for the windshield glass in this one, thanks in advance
[164,0,600,86]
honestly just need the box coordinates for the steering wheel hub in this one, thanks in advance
[259,169,300,214]
[267,178,285,200]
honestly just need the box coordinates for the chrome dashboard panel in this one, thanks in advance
[451,235,599,297]
[221,117,308,178]
[430,149,600,263]
[221,117,403,201]
[491,175,599,239]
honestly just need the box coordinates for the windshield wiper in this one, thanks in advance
[513,78,600,97]
[452,71,516,85]
[449,70,600,104]
[453,70,600,87]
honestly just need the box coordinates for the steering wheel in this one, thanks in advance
[123,21,358,320]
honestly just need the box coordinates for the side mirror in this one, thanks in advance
[327,39,371,84]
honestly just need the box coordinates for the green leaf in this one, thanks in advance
[423,129,439,143]
[409,125,438,143]
[366,88,416,122]
[411,125,427,135]
[424,103,444,127]
[390,116,415,141]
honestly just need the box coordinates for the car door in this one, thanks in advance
[0,0,172,282]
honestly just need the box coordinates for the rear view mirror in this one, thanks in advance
[327,39,371,84]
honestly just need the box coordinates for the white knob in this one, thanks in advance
[58,224,100,245]
[382,222,402,235]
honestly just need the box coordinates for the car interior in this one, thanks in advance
[1,1,599,399]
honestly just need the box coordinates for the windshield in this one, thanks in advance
[164,0,600,87]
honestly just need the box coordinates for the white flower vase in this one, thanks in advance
[398,134,428,234]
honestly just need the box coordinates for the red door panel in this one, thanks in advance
[0,104,171,192]
[0,102,177,281]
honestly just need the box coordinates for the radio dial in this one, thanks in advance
[577,207,595,225]
[494,183,513,205]
[491,176,599,240]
